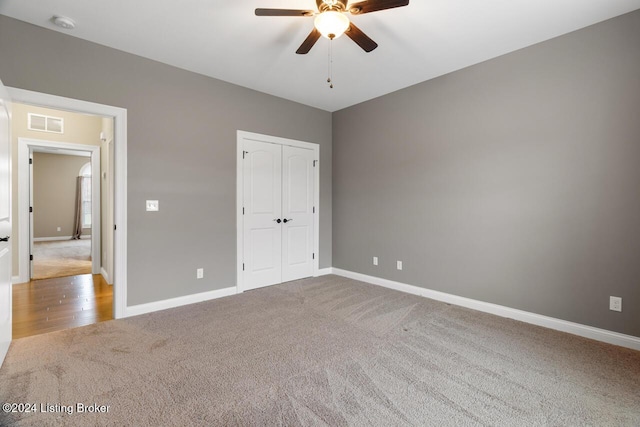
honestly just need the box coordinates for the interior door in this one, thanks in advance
[281,145,315,282]
[241,139,316,290]
[0,80,12,366]
[242,140,282,290]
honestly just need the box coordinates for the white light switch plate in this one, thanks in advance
[146,200,159,211]
[397,261,403,270]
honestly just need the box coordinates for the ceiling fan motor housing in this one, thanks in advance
[317,0,348,13]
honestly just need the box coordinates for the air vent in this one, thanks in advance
[28,113,64,134]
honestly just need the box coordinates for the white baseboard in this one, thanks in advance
[11,276,22,285]
[100,267,111,285]
[332,268,640,351]
[316,267,334,276]
[34,236,72,242]
[125,286,238,318]
[33,235,91,242]
[0,341,9,369]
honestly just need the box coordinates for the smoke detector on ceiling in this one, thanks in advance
[52,16,76,30]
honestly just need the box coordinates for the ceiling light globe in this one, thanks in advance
[52,16,76,30]
[314,11,350,39]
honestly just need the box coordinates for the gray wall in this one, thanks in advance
[333,10,640,337]
[0,15,332,305]
[33,153,90,239]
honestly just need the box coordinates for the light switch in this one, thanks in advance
[146,200,159,212]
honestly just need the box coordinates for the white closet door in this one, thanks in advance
[242,140,282,291]
[281,145,315,282]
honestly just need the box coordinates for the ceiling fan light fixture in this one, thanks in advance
[314,11,349,39]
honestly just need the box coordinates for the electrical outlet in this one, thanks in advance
[397,261,403,270]
[196,268,204,279]
[146,200,159,212]
[57,227,61,232]
[609,296,622,312]
[373,256,378,266]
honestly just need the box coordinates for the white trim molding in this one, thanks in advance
[100,267,111,285]
[9,87,128,319]
[316,268,334,276]
[33,236,72,242]
[332,268,640,351]
[33,235,91,242]
[125,286,237,318]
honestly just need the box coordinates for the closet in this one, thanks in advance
[238,133,318,291]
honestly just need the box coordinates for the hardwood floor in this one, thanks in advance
[12,274,113,339]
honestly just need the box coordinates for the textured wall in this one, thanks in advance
[333,10,640,337]
[32,153,90,238]
[0,15,332,305]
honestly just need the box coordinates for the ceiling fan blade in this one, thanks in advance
[255,8,315,17]
[344,23,378,52]
[296,28,321,54]
[348,0,409,15]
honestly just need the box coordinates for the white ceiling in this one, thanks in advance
[1,0,639,112]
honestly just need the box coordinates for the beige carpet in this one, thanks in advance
[1,275,639,426]
[32,239,92,280]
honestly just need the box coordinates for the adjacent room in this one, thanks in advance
[8,103,115,339]
[31,152,93,281]
[0,1,639,425]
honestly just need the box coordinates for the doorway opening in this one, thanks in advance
[28,144,100,281]
[12,102,114,338]
[7,87,128,336]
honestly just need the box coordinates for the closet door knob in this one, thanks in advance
[0,236,9,242]
[273,219,282,224]
[283,218,293,223]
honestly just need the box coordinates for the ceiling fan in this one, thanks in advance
[255,0,410,54]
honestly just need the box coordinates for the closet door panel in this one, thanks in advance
[242,140,282,290]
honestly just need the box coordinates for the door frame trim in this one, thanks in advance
[18,138,101,279]
[8,87,128,319]
[0,79,13,365]
[236,130,320,293]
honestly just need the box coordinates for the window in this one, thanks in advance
[79,162,92,228]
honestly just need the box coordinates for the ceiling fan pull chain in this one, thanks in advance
[327,38,334,89]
